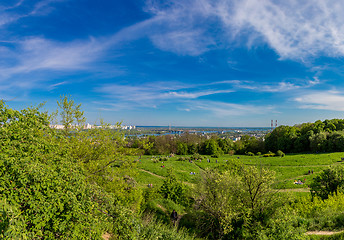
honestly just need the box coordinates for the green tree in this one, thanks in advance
[159,169,190,206]
[177,142,188,155]
[0,101,104,238]
[309,132,328,152]
[201,139,223,155]
[195,165,280,239]
[310,165,344,200]
[57,95,85,134]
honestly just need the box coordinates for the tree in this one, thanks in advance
[310,165,344,200]
[0,101,104,238]
[195,164,280,239]
[159,169,190,206]
[57,95,85,134]
[309,132,328,152]
[200,139,223,155]
[177,142,188,155]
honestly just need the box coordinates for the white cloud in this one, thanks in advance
[186,100,275,117]
[143,0,344,60]
[150,30,214,56]
[0,37,106,77]
[214,78,321,93]
[294,91,344,111]
[95,81,235,110]
[98,82,230,100]
[0,0,65,28]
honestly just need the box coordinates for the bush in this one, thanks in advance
[276,150,285,157]
[246,152,255,156]
[159,156,169,162]
[263,151,276,157]
[140,214,196,240]
[310,165,344,200]
[159,169,191,207]
[177,157,186,161]
[0,103,104,238]
[190,153,203,161]
[0,199,29,239]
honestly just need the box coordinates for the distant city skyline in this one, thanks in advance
[2,1,344,127]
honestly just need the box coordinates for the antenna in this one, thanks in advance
[271,120,278,131]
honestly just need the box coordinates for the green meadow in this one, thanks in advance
[135,152,344,191]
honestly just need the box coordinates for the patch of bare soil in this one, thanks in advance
[102,232,111,240]
[278,188,310,192]
[306,230,344,235]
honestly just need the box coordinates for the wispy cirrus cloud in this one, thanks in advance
[0,37,106,82]
[0,0,65,28]
[95,77,322,111]
[142,0,344,60]
[294,90,344,111]
[95,81,234,108]
[214,78,321,92]
[184,100,275,117]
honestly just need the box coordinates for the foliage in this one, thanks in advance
[310,165,344,200]
[293,192,344,231]
[0,199,29,239]
[159,169,191,207]
[57,97,144,211]
[56,95,85,134]
[140,214,196,240]
[276,150,285,157]
[194,165,281,239]
[265,119,344,153]
[200,139,223,155]
[256,205,307,240]
[0,101,104,239]
[263,151,276,157]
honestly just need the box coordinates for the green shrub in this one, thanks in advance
[159,169,191,207]
[276,150,285,157]
[263,151,276,157]
[247,152,255,156]
[0,103,105,239]
[159,156,169,162]
[310,165,344,200]
[140,214,196,240]
[0,199,29,239]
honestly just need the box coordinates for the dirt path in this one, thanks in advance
[140,169,165,179]
[139,169,194,186]
[306,230,344,236]
[278,188,310,192]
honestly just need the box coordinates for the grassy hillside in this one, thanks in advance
[135,152,344,190]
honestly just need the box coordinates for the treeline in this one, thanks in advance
[129,132,264,156]
[265,119,344,153]
[129,119,344,156]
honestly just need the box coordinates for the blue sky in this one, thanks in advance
[2,0,344,127]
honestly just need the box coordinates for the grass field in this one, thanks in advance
[135,152,344,191]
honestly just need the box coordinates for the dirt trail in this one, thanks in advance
[139,169,194,186]
[306,230,344,236]
[140,169,165,179]
[102,233,111,240]
[278,188,310,192]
